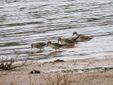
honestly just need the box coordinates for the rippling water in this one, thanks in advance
[0,0,113,62]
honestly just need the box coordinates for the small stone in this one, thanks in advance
[30,70,40,74]
[30,71,34,74]
[34,70,40,74]
[54,59,64,62]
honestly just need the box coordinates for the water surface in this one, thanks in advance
[0,0,113,62]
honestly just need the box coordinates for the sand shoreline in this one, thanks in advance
[0,55,113,85]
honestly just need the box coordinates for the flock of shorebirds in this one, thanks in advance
[31,31,93,51]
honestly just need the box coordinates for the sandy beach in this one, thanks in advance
[0,55,113,85]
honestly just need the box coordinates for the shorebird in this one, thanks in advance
[47,41,66,51]
[31,42,47,50]
[58,37,77,46]
[72,31,92,42]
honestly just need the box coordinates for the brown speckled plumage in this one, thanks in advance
[72,31,92,42]
[31,42,46,50]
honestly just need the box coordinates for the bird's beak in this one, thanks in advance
[72,34,74,37]
[46,44,48,46]
[31,46,33,49]
[46,43,48,46]
[58,40,60,43]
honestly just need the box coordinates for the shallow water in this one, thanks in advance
[0,0,113,62]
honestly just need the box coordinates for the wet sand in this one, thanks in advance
[0,55,113,85]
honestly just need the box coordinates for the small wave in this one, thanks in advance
[86,18,100,22]
[0,42,20,47]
